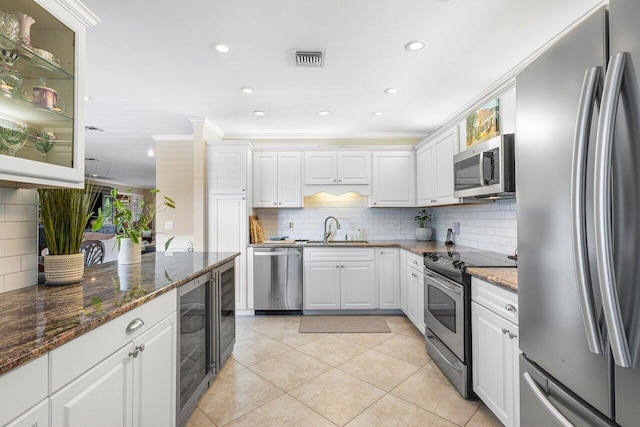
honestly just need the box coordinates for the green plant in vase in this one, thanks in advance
[414,209,433,242]
[92,188,176,264]
[38,180,101,285]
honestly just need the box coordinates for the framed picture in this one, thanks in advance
[466,98,500,148]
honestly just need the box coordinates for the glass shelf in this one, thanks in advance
[0,91,73,126]
[0,33,73,80]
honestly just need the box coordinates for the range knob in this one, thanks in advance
[457,262,466,270]
[452,261,460,268]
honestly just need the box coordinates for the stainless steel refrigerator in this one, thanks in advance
[517,1,640,425]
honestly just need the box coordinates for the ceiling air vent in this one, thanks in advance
[295,50,324,67]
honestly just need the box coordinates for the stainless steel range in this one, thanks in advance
[423,249,516,398]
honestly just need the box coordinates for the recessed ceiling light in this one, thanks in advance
[91,174,98,177]
[372,111,384,116]
[405,40,426,51]
[214,44,232,53]
[254,110,266,116]
[384,88,400,94]
[148,149,155,157]
[241,86,254,94]
[318,110,331,116]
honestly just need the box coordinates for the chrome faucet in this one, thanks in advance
[323,216,341,243]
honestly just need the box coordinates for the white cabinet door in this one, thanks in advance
[434,131,457,202]
[337,152,371,184]
[340,261,376,309]
[304,153,337,184]
[6,399,49,427]
[132,314,177,427]
[253,152,278,207]
[51,345,133,427]
[406,266,425,333]
[304,262,341,309]
[472,301,519,427]
[399,250,408,314]
[416,144,435,206]
[377,249,400,309]
[207,146,248,194]
[277,152,303,207]
[208,195,247,309]
[372,152,416,207]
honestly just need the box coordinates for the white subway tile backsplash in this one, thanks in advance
[0,188,38,293]
[4,270,37,292]
[431,199,517,255]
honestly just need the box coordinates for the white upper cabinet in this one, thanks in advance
[304,152,371,185]
[416,127,461,207]
[0,0,98,188]
[371,151,416,207]
[254,151,302,208]
[207,145,248,194]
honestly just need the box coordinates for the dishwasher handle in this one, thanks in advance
[254,251,301,257]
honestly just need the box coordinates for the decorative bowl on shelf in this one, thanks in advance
[0,9,19,50]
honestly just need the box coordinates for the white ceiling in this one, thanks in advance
[81,0,603,188]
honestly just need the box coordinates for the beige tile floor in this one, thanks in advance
[186,315,503,427]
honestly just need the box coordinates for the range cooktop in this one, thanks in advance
[423,248,517,282]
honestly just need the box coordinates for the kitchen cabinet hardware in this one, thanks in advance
[129,348,139,358]
[505,304,517,312]
[126,318,145,333]
[502,328,509,334]
[138,343,145,352]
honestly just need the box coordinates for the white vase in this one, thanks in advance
[416,227,433,241]
[44,252,84,285]
[15,12,35,51]
[118,238,141,264]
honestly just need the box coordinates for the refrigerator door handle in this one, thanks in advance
[478,151,485,185]
[594,52,633,368]
[571,66,605,355]
[523,372,574,427]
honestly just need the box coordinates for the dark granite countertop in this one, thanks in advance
[466,267,518,293]
[0,251,239,376]
[250,239,477,257]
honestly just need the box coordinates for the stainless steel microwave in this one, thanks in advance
[453,133,515,199]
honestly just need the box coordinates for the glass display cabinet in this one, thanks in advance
[0,0,98,188]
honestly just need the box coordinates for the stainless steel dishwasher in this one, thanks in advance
[253,247,303,313]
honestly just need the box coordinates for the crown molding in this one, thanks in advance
[223,132,428,140]
[55,0,101,27]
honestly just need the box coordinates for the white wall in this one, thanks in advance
[431,200,517,255]
[0,188,38,293]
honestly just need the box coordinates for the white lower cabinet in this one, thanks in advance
[406,265,425,333]
[304,262,341,309]
[5,399,49,427]
[377,248,400,309]
[0,355,48,426]
[51,313,177,427]
[471,278,519,427]
[405,251,425,334]
[399,250,408,314]
[304,248,376,310]
[340,262,376,309]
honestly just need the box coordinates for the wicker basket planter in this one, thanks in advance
[44,253,85,285]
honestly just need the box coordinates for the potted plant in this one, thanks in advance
[38,181,100,285]
[414,209,433,241]
[92,188,176,264]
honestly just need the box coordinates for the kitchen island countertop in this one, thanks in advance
[466,267,518,293]
[0,251,239,376]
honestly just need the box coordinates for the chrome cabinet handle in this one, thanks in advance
[333,179,337,182]
[126,318,144,333]
[502,328,509,334]
[594,52,632,368]
[505,304,517,312]
[524,373,573,427]
[242,188,245,192]
[572,66,604,355]
[129,348,139,358]
[138,343,145,352]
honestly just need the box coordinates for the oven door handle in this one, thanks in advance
[424,270,462,295]
[426,333,463,373]
[478,151,485,186]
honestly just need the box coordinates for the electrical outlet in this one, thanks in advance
[452,222,460,234]
[165,221,173,230]
[393,221,401,231]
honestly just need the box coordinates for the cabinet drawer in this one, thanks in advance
[406,251,423,270]
[0,355,48,426]
[304,247,374,261]
[472,277,518,325]
[50,288,177,393]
